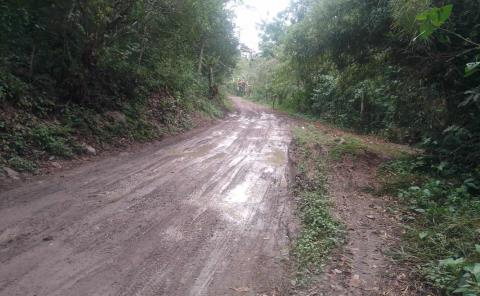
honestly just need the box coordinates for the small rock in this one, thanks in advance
[366,215,375,220]
[82,143,97,155]
[334,137,346,145]
[2,167,20,180]
[49,156,56,161]
[333,268,343,274]
[51,162,62,169]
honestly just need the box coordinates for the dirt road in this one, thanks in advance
[0,97,296,296]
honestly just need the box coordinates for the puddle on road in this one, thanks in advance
[185,113,291,226]
[266,148,286,166]
[168,143,217,158]
[225,182,249,203]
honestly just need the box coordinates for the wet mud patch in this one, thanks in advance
[168,142,217,159]
[266,148,286,166]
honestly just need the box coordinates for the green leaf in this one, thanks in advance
[415,5,453,39]
[439,257,465,267]
[464,263,480,282]
[438,4,453,23]
[465,62,480,77]
[453,286,477,295]
[416,12,428,21]
[418,231,428,239]
[475,244,480,254]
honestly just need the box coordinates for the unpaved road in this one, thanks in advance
[0,97,295,296]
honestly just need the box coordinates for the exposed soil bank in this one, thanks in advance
[288,124,415,296]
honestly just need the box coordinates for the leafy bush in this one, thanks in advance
[30,125,73,158]
[382,159,480,294]
[8,156,37,172]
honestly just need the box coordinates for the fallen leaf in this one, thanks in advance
[231,287,250,292]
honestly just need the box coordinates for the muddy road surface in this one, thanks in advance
[0,97,296,296]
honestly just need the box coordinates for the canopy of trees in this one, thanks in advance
[0,0,239,108]
[247,0,479,175]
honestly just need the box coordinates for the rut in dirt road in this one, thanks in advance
[0,97,296,296]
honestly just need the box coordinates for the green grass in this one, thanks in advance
[380,158,480,295]
[329,136,367,160]
[293,125,369,161]
[292,127,344,286]
[221,94,235,113]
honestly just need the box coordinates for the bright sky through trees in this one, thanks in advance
[232,0,289,52]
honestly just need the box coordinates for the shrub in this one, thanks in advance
[31,124,73,158]
[8,156,37,172]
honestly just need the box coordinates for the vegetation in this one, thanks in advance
[243,0,479,158]
[0,0,239,171]
[291,126,343,285]
[2,0,480,293]
[380,158,480,294]
[234,0,480,294]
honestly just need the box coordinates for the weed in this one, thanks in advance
[381,158,480,294]
[194,98,224,118]
[222,95,235,113]
[329,136,366,160]
[294,125,368,160]
[292,127,344,285]
[31,124,73,158]
[8,156,37,172]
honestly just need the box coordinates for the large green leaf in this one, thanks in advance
[415,4,453,39]
[438,4,453,23]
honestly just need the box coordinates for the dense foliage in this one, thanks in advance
[0,0,238,106]
[246,0,479,167]
[0,0,239,169]
[239,0,480,293]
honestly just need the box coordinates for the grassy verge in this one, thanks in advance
[379,158,480,294]
[290,123,480,294]
[244,95,412,159]
[290,125,382,275]
[290,125,422,290]
[0,94,228,175]
[291,126,344,286]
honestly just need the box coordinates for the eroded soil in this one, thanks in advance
[303,152,412,296]
[0,97,296,296]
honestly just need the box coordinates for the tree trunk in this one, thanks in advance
[208,66,219,100]
[360,95,365,117]
[209,66,214,88]
[198,40,205,75]
[29,45,36,82]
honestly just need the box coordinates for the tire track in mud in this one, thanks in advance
[0,97,296,296]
